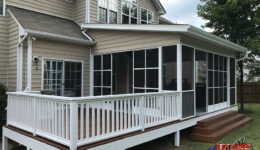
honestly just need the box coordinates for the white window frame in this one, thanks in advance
[98,0,118,23]
[41,57,84,97]
[0,0,5,16]
[140,8,154,24]
[121,0,138,24]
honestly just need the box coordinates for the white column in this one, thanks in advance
[70,101,78,150]
[2,135,8,150]
[19,43,23,91]
[177,44,182,119]
[89,47,94,96]
[227,57,230,106]
[159,46,163,92]
[26,37,32,91]
[174,130,180,147]
[16,44,20,91]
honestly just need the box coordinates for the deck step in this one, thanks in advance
[190,111,253,143]
[192,114,246,135]
[197,111,238,127]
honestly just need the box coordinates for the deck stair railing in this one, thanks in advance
[7,91,181,150]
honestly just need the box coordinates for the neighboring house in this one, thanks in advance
[0,0,251,150]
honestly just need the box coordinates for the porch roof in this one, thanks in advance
[8,6,96,45]
[81,24,248,52]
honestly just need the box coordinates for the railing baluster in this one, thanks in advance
[124,100,127,130]
[112,101,115,133]
[116,100,119,132]
[66,104,69,140]
[107,101,110,134]
[86,103,89,139]
[92,103,95,138]
[97,102,100,137]
[120,100,123,131]
[80,103,84,140]
[128,99,130,129]
[62,103,65,139]
[102,102,105,135]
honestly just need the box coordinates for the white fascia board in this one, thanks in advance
[81,24,190,32]
[25,29,96,45]
[187,25,248,52]
[82,24,248,53]
[151,0,166,15]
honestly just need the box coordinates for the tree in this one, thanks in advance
[198,0,260,112]
[0,84,7,136]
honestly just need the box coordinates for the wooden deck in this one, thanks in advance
[4,106,243,150]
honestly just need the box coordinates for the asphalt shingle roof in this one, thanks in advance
[8,6,89,41]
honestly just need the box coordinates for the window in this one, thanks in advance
[98,0,118,23]
[122,0,137,24]
[141,8,154,24]
[0,0,4,16]
[44,60,63,96]
[94,54,112,96]
[43,59,82,97]
[162,45,177,91]
[133,48,159,93]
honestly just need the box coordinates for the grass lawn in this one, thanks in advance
[131,103,260,150]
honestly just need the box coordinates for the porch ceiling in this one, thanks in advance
[81,24,248,53]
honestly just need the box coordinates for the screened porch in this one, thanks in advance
[92,44,237,117]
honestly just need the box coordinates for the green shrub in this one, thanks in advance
[0,84,7,135]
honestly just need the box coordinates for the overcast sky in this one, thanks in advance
[160,0,213,32]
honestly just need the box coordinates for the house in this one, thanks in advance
[0,0,252,150]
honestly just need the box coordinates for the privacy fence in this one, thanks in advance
[237,82,260,103]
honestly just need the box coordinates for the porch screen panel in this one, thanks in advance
[182,92,195,118]
[94,54,112,96]
[133,48,159,93]
[0,0,3,16]
[43,60,63,96]
[182,46,195,118]
[162,45,177,91]
[230,58,236,105]
[207,54,228,106]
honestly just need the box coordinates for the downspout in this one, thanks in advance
[237,51,249,62]
[24,36,33,92]
[16,32,28,92]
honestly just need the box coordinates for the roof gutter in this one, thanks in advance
[25,29,96,45]
[186,25,248,52]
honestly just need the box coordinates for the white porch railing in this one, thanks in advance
[7,91,181,150]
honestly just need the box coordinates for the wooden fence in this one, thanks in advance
[237,82,260,103]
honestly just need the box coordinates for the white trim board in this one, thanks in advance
[2,127,60,150]
[89,106,238,150]
[81,24,248,53]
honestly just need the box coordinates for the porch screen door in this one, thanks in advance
[43,60,82,97]
[64,62,82,97]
